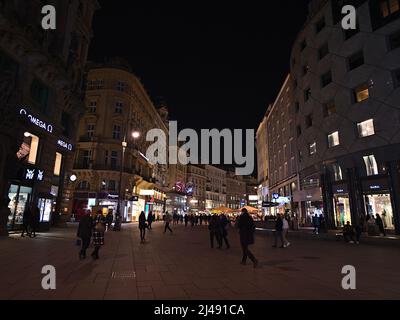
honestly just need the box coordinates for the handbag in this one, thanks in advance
[95,222,105,232]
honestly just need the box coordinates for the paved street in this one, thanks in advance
[1,222,399,300]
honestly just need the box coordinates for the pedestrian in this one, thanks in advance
[312,213,320,234]
[147,211,153,230]
[77,210,93,260]
[139,211,147,243]
[184,214,188,227]
[164,211,173,234]
[220,214,230,249]
[91,210,106,260]
[273,214,285,248]
[208,215,222,249]
[106,210,113,231]
[21,206,32,237]
[30,206,40,238]
[375,214,386,236]
[190,214,195,227]
[200,214,203,225]
[354,216,364,244]
[343,221,355,243]
[282,215,291,248]
[237,208,258,268]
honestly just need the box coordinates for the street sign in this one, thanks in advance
[262,201,279,208]
[272,193,280,200]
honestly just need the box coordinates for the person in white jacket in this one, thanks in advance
[282,215,291,248]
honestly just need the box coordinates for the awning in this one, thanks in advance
[136,179,155,191]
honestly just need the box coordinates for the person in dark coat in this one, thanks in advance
[139,211,147,243]
[77,211,93,259]
[312,213,320,234]
[237,208,258,267]
[220,214,230,249]
[375,214,386,236]
[184,214,189,227]
[21,206,32,237]
[208,215,222,249]
[30,206,40,238]
[273,214,285,248]
[147,211,153,230]
[91,211,106,260]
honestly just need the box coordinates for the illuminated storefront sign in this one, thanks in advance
[57,139,73,151]
[19,108,53,133]
[24,168,44,182]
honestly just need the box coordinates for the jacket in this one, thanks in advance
[237,213,255,246]
[92,215,105,246]
[275,217,283,231]
[77,214,92,239]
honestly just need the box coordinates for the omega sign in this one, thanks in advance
[57,139,73,151]
[19,108,53,133]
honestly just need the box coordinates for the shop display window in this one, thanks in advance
[7,185,32,229]
[365,194,394,229]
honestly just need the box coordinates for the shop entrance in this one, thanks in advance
[365,193,394,229]
[333,195,351,228]
[7,184,32,231]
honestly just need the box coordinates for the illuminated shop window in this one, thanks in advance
[380,0,400,18]
[16,132,39,165]
[328,131,340,148]
[54,152,63,176]
[332,163,343,181]
[363,155,379,176]
[358,119,375,137]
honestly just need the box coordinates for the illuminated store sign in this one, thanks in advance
[19,109,53,133]
[57,139,73,151]
[24,168,44,182]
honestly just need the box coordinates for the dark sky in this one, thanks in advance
[89,1,310,131]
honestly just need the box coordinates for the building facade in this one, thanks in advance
[187,165,207,212]
[205,165,227,209]
[70,62,169,222]
[256,112,270,214]
[226,172,247,210]
[291,0,400,232]
[265,75,300,217]
[0,0,98,234]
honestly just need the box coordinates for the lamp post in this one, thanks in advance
[114,131,140,231]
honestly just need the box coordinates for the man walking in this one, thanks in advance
[164,211,173,234]
[77,210,93,260]
[238,208,258,268]
[21,206,32,237]
[273,214,285,248]
[147,211,153,230]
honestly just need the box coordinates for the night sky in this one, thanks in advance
[89,1,310,131]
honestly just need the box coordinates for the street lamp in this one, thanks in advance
[114,130,140,231]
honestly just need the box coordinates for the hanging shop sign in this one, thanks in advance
[272,193,280,200]
[57,139,73,151]
[262,201,279,208]
[19,108,53,133]
[362,178,389,192]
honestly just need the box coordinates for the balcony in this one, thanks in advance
[79,136,98,143]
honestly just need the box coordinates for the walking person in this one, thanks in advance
[30,206,40,238]
[282,215,291,248]
[139,211,147,243]
[21,206,32,237]
[91,210,106,260]
[354,216,364,244]
[147,211,153,230]
[106,210,113,231]
[375,214,386,236]
[208,215,222,249]
[77,210,93,260]
[184,214,188,227]
[220,214,230,249]
[312,213,320,234]
[273,214,285,248]
[164,211,173,234]
[237,208,258,268]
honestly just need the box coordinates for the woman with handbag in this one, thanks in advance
[138,211,147,243]
[91,210,106,260]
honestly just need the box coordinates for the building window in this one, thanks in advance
[318,43,329,60]
[54,152,62,176]
[380,0,400,18]
[112,125,121,140]
[117,81,126,92]
[354,83,370,103]
[306,114,313,128]
[328,131,340,148]
[389,30,400,50]
[309,142,317,155]
[304,88,311,102]
[323,100,336,117]
[321,70,332,88]
[17,132,40,165]
[315,17,326,33]
[108,180,117,191]
[111,151,118,169]
[105,150,109,165]
[348,51,364,71]
[88,101,97,113]
[77,181,90,190]
[87,124,95,138]
[332,163,343,181]
[30,79,49,113]
[358,119,375,137]
[363,155,379,176]
[297,125,302,137]
[115,102,123,114]
[83,150,91,168]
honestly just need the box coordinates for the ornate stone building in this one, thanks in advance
[0,0,98,234]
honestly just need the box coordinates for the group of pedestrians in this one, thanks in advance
[272,214,291,248]
[77,210,107,260]
[21,206,41,238]
[208,214,230,249]
[138,211,156,243]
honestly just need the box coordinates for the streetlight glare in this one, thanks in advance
[132,131,140,139]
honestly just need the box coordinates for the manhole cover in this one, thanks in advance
[111,271,136,279]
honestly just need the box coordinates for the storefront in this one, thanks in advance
[125,197,146,222]
[332,184,351,228]
[293,187,323,226]
[7,183,32,230]
[362,178,394,230]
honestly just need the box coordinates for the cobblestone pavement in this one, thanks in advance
[1,222,399,300]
